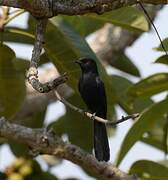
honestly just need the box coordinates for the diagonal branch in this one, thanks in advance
[55,91,139,125]
[0,117,135,180]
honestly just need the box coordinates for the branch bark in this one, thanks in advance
[55,90,139,125]
[0,117,135,180]
[12,68,73,123]
[27,18,68,93]
[0,0,167,17]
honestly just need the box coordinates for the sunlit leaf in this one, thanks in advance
[155,38,168,52]
[127,73,168,98]
[141,114,168,154]
[129,160,168,178]
[159,160,168,168]
[87,6,149,32]
[141,136,165,152]
[155,55,168,65]
[116,98,168,166]
[0,27,34,44]
[110,75,153,114]
[59,6,148,38]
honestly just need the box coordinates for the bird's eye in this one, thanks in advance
[85,61,90,65]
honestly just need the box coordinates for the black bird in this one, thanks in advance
[75,58,110,161]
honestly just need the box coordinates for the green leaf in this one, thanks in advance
[61,15,104,37]
[141,136,165,152]
[129,160,168,178]
[127,73,168,98]
[142,177,168,180]
[0,27,34,44]
[111,54,140,77]
[116,98,168,166]
[45,17,115,117]
[13,58,29,72]
[58,6,148,37]
[159,160,168,168]
[141,114,168,153]
[0,44,26,118]
[110,75,153,114]
[155,38,168,51]
[87,6,149,32]
[45,18,96,90]
[155,55,168,65]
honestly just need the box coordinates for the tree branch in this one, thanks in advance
[55,91,139,125]
[10,68,72,123]
[26,18,68,93]
[0,0,167,17]
[0,117,135,180]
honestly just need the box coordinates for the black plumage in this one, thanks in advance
[75,58,110,161]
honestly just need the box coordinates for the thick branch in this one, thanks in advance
[0,117,135,180]
[0,0,167,17]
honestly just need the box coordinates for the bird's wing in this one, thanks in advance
[96,76,107,118]
[78,76,82,93]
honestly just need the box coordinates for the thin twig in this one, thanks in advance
[4,9,25,26]
[54,91,139,125]
[138,0,168,56]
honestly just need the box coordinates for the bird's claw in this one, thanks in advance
[91,112,96,120]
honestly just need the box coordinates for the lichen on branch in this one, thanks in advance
[0,0,167,17]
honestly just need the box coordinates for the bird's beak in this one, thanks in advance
[75,60,82,65]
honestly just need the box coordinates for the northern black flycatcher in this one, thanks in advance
[75,58,110,161]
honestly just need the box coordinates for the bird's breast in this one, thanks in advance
[79,74,100,112]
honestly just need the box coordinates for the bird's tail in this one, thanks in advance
[94,121,110,161]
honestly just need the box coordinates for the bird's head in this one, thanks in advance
[75,58,98,73]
